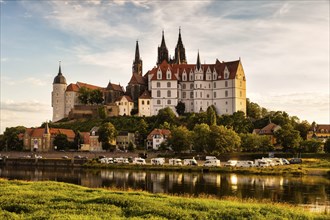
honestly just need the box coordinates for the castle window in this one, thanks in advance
[207,94,209,98]
[183,92,186,98]
[158,73,161,79]
[157,82,160,88]
[214,82,216,88]
[200,92,202,98]
[190,92,193,98]
[190,74,193,81]
[167,73,171,79]
[142,100,145,105]
[167,90,171,97]
[167,100,171,105]
[157,90,161,97]
[209,83,210,88]
[200,84,202,88]
[214,92,216,98]
[167,82,171,88]
[240,91,242,97]
[225,91,228,97]
[195,92,197,97]
[157,100,161,105]
[182,84,186,89]
[147,101,150,105]
[183,74,186,81]
[240,81,242,87]
[225,81,228,87]
[190,84,194,89]
[226,101,228,105]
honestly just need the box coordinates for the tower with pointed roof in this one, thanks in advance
[52,62,67,122]
[132,41,143,75]
[173,28,187,64]
[157,31,169,65]
[42,122,51,151]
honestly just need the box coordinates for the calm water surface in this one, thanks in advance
[0,166,329,209]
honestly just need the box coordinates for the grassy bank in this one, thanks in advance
[0,179,327,219]
[84,158,330,177]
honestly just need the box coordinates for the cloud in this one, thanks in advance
[2,76,48,86]
[1,100,50,113]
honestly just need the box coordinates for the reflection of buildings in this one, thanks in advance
[150,173,166,193]
[202,173,221,187]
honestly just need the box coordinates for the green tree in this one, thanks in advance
[247,98,263,120]
[240,133,273,152]
[192,123,211,153]
[300,139,323,153]
[324,138,330,153]
[78,87,91,104]
[207,105,217,126]
[156,107,177,126]
[294,120,311,140]
[3,126,25,151]
[167,126,192,152]
[74,131,84,150]
[136,119,148,148]
[275,124,302,153]
[53,134,70,150]
[127,141,135,152]
[175,101,185,116]
[231,111,253,134]
[209,125,241,154]
[98,122,117,151]
[90,89,104,104]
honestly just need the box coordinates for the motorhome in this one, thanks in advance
[205,156,217,160]
[254,159,270,167]
[151,158,165,165]
[132,157,146,165]
[203,159,221,167]
[168,158,182,166]
[114,157,129,164]
[100,157,113,164]
[224,160,237,167]
[183,158,198,166]
[235,160,254,168]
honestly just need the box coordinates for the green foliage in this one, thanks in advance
[98,106,107,119]
[300,139,323,153]
[206,105,217,126]
[77,87,91,104]
[127,141,135,152]
[294,120,311,140]
[2,126,26,151]
[240,133,273,152]
[53,134,71,150]
[98,122,117,150]
[209,125,241,154]
[90,89,104,104]
[78,87,103,105]
[325,138,330,153]
[246,98,268,120]
[0,179,326,220]
[192,123,211,153]
[175,101,185,116]
[167,126,192,152]
[275,124,302,153]
[156,107,177,126]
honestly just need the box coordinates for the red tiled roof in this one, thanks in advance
[128,73,147,85]
[315,124,330,133]
[139,90,151,99]
[147,129,171,140]
[255,123,280,135]
[77,82,104,91]
[149,60,178,80]
[49,128,75,139]
[106,82,124,92]
[66,83,79,92]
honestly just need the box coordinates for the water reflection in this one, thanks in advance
[0,166,329,209]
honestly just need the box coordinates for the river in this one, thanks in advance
[0,166,329,211]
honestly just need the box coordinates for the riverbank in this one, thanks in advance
[0,179,327,219]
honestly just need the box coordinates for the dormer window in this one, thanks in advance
[157,68,162,79]
[224,66,229,79]
[166,68,172,79]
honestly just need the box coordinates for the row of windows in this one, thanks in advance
[157,82,172,88]
[156,99,172,105]
[118,102,133,106]
[181,90,230,98]
[141,100,150,105]
[157,90,172,98]
[157,72,172,80]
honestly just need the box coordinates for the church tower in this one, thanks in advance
[157,30,169,65]
[173,28,187,64]
[132,41,143,75]
[52,61,67,122]
[42,122,51,151]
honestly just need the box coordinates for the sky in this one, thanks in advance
[0,0,329,133]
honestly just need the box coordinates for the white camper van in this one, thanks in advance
[235,160,254,168]
[203,159,221,167]
[168,158,182,166]
[132,157,146,165]
[151,158,165,165]
[183,158,198,166]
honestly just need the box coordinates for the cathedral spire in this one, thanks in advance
[132,41,143,75]
[44,122,50,134]
[196,51,201,70]
[157,30,169,65]
[174,27,187,64]
[58,61,62,75]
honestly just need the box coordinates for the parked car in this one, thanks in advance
[168,158,182,166]
[62,156,69,159]
[280,158,290,165]
[203,159,221,167]
[254,159,270,167]
[100,158,113,164]
[289,158,302,164]
[132,157,146,165]
[235,160,254,168]
[224,160,237,167]
[114,157,129,164]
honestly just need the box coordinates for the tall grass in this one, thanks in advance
[0,179,328,219]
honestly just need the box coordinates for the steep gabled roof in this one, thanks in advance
[77,82,103,90]
[149,60,178,80]
[115,95,134,102]
[128,73,147,85]
[147,128,171,140]
[139,90,151,99]
[66,83,79,92]
[106,82,124,92]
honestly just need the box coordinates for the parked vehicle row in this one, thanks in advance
[224,157,295,168]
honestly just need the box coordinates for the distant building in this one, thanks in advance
[147,129,171,150]
[138,90,151,117]
[23,123,75,152]
[116,131,136,150]
[253,123,281,145]
[115,95,134,116]
[307,124,330,142]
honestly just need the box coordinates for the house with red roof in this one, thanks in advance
[147,129,171,150]
[115,95,134,116]
[252,122,281,145]
[307,124,330,142]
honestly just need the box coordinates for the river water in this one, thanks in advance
[0,166,329,211]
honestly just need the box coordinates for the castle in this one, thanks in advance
[52,29,246,121]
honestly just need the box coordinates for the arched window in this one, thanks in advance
[167,82,171,88]
[167,100,171,105]
[225,81,228,87]
[142,100,145,105]
[225,90,228,97]
[157,82,160,88]
[167,90,171,97]
[157,90,161,97]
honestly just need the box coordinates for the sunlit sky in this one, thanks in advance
[1,0,329,133]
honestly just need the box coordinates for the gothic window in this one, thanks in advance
[183,92,186,98]
[190,74,193,81]
[183,74,186,81]
[167,100,171,105]
[167,82,171,88]
[158,73,161,79]
[157,82,160,88]
[225,90,228,97]
[157,100,161,105]
[157,90,161,97]
[167,90,171,97]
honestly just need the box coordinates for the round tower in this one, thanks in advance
[52,61,67,122]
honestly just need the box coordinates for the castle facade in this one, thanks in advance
[52,29,246,121]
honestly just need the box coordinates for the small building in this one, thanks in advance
[116,131,136,150]
[252,122,281,145]
[89,127,103,151]
[147,129,171,150]
[23,124,75,152]
[138,90,151,117]
[307,124,330,142]
[115,95,134,116]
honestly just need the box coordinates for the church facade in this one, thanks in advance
[52,29,246,121]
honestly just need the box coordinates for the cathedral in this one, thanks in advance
[52,29,246,121]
